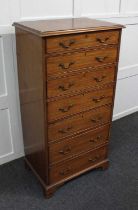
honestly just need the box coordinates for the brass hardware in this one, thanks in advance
[90,116,102,123]
[94,75,106,82]
[88,155,100,162]
[89,135,102,143]
[59,62,75,69]
[96,37,109,44]
[58,82,75,91]
[92,95,105,103]
[60,167,71,175]
[58,126,73,134]
[96,56,108,62]
[59,146,72,155]
[59,104,74,113]
[59,40,76,49]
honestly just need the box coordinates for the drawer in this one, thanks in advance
[47,30,119,53]
[47,65,116,98]
[48,105,111,141]
[47,47,118,77]
[48,85,114,122]
[49,124,110,164]
[49,145,107,183]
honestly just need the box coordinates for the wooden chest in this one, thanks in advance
[13,18,124,198]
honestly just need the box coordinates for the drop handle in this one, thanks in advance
[96,37,109,44]
[59,104,74,113]
[59,39,76,49]
[59,62,75,69]
[92,95,105,103]
[58,82,75,91]
[94,75,106,82]
[59,167,71,175]
[58,126,73,134]
[88,155,100,162]
[59,146,72,155]
[90,116,102,123]
[89,135,102,143]
[96,56,108,62]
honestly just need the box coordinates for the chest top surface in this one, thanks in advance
[13,17,124,37]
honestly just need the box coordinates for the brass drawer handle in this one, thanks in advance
[90,116,102,123]
[96,56,108,63]
[92,95,105,103]
[59,40,76,49]
[94,75,106,82]
[89,135,102,143]
[59,62,75,70]
[96,37,109,44]
[59,167,71,176]
[88,155,100,162]
[59,146,72,155]
[59,104,74,113]
[58,82,75,91]
[58,126,73,134]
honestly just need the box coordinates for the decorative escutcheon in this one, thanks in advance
[92,95,105,103]
[94,75,106,82]
[88,155,100,162]
[89,135,102,143]
[58,82,75,91]
[58,126,73,134]
[59,40,76,49]
[59,62,75,69]
[96,56,108,62]
[59,104,74,113]
[96,37,109,44]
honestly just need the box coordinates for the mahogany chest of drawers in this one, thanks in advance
[14,18,124,198]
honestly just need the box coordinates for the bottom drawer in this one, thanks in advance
[49,145,108,183]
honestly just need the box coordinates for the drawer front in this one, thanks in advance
[48,105,111,141]
[49,146,107,183]
[48,85,114,122]
[47,48,118,77]
[47,65,116,98]
[47,30,119,53]
[49,124,110,164]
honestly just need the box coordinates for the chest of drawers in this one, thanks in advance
[14,18,124,198]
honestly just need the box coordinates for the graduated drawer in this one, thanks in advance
[49,124,110,164]
[48,85,114,122]
[49,145,107,183]
[47,47,118,77]
[47,30,119,53]
[47,65,116,98]
[48,105,111,141]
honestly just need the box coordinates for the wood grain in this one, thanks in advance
[14,18,124,198]
[47,30,119,53]
[49,124,110,164]
[48,85,114,122]
[47,47,118,77]
[47,65,116,98]
[48,105,112,141]
[49,145,107,183]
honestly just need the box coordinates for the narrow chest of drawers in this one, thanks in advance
[14,18,124,198]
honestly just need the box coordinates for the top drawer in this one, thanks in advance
[46,30,120,53]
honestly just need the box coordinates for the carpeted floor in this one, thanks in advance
[0,112,138,210]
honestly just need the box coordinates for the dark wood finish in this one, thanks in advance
[14,18,124,198]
